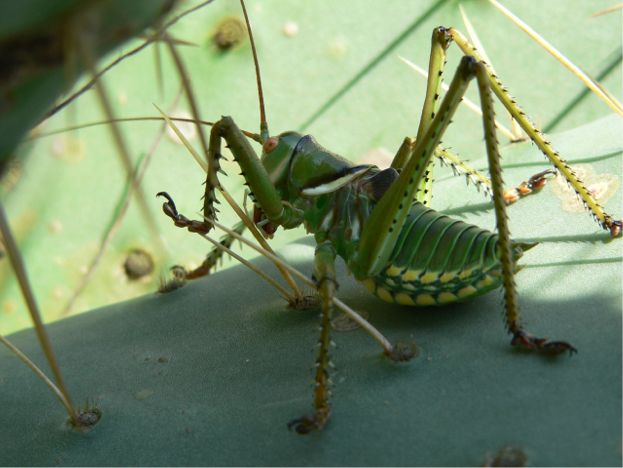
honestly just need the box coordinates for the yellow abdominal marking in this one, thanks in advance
[420,272,439,284]
[476,275,494,289]
[376,287,394,303]
[458,285,477,298]
[394,293,416,306]
[415,294,436,306]
[437,292,457,304]
[439,272,456,283]
[458,269,473,280]
[385,265,403,277]
[401,269,421,282]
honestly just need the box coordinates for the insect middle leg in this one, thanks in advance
[287,241,337,434]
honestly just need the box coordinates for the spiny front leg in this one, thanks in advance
[472,60,576,356]
[184,221,248,280]
[288,241,337,434]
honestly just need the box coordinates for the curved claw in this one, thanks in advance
[541,340,578,355]
[287,416,321,435]
[609,219,622,238]
[511,331,577,356]
[157,191,180,219]
[156,191,212,234]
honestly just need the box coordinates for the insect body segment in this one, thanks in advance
[362,205,526,307]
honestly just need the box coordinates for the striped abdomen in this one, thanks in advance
[362,203,525,306]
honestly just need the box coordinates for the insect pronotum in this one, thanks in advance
[155,0,622,433]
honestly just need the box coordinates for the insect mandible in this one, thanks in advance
[157,0,623,434]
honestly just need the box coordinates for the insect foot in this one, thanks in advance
[158,265,188,294]
[287,411,329,435]
[511,331,577,356]
[503,169,556,204]
[385,341,418,362]
[157,191,212,234]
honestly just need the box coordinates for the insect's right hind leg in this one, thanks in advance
[448,28,621,237]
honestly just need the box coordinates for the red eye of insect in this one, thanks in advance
[263,136,279,153]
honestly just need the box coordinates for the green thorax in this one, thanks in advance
[262,133,383,260]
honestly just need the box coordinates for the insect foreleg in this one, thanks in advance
[184,220,247,279]
[159,115,306,301]
[473,60,576,355]
[288,241,337,434]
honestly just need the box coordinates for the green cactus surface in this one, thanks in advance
[1,211,621,465]
[1,0,621,336]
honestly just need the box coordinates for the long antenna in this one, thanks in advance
[239,0,269,143]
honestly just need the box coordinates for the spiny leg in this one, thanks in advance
[392,27,554,209]
[356,55,483,277]
[435,146,556,204]
[390,28,452,207]
[448,28,621,237]
[159,115,305,302]
[412,27,452,206]
[473,60,576,355]
[358,54,576,355]
[288,241,337,434]
[185,220,248,280]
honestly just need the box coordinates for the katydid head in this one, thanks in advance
[261,131,304,189]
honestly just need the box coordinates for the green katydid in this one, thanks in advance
[157,0,622,434]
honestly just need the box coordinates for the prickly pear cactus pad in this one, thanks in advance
[0,224,621,465]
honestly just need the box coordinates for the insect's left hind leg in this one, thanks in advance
[288,241,337,434]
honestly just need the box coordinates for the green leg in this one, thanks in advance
[472,61,575,355]
[449,28,621,237]
[158,116,304,300]
[288,241,337,434]
[435,146,556,204]
[184,220,247,279]
[355,55,482,278]
[392,26,564,208]
[413,27,452,206]
[160,116,297,234]
[391,28,452,207]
